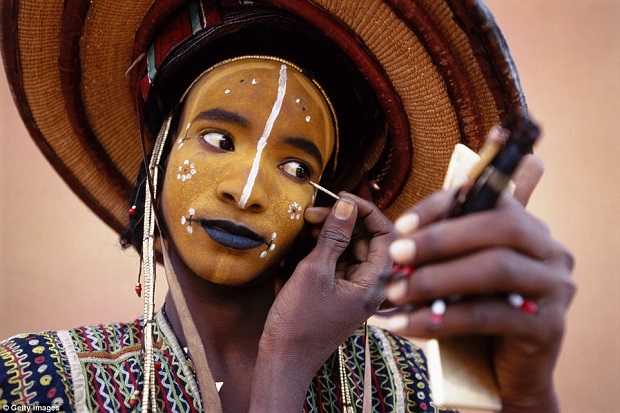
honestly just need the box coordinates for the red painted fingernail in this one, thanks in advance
[520,300,539,315]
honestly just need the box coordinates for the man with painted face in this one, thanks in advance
[161,58,337,284]
[0,1,574,413]
[153,56,400,412]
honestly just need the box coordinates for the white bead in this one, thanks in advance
[431,299,446,315]
[508,293,524,308]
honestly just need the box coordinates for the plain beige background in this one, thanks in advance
[1,1,618,412]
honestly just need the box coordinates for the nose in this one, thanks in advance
[216,163,269,212]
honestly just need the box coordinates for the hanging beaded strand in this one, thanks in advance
[140,116,173,413]
[338,344,354,413]
[128,178,148,298]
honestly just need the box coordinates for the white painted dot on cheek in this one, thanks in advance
[252,79,258,84]
[295,98,301,103]
[287,202,303,220]
[305,115,311,122]
[177,160,197,181]
[224,89,231,94]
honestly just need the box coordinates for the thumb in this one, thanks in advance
[311,196,357,264]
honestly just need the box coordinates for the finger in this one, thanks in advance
[393,154,544,236]
[305,206,331,239]
[384,299,562,341]
[340,193,396,283]
[391,197,555,266]
[304,206,331,225]
[346,193,395,243]
[513,154,545,206]
[393,189,464,238]
[386,248,561,306]
[309,195,358,266]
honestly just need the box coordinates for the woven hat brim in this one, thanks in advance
[1,0,525,232]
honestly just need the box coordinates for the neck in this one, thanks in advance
[163,246,276,355]
[161,245,279,411]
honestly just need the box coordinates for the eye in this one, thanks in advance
[280,161,311,181]
[200,131,234,151]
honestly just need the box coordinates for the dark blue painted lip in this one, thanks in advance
[200,220,265,250]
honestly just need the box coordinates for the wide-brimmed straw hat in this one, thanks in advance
[1,0,525,231]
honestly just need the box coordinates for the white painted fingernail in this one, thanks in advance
[389,239,416,264]
[394,213,419,235]
[386,278,408,303]
[384,314,409,331]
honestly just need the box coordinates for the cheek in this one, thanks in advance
[266,190,314,250]
[160,155,217,230]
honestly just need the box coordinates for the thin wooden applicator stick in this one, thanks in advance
[309,180,340,200]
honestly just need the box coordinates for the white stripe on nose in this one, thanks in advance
[238,64,288,208]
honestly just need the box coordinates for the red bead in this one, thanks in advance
[392,263,414,277]
[135,284,142,297]
[521,300,539,315]
[129,398,137,407]
[155,362,162,369]
[401,265,414,277]
[128,205,137,216]
[430,313,443,326]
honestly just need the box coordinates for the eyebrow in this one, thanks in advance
[194,108,251,128]
[283,136,324,168]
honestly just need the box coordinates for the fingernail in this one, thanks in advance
[384,314,409,331]
[386,278,408,303]
[394,213,419,236]
[334,199,355,220]
[389,239,416,264]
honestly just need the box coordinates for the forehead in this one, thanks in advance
[181,59,336,162]
[188,59,319,97]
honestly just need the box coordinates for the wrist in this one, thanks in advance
[501,388,560,413]
[248,340,316,411]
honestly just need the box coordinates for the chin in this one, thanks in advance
[190,259,281,288]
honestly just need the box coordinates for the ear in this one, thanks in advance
[513,154,545,206]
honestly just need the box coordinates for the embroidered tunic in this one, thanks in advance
[0,312,457,412]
